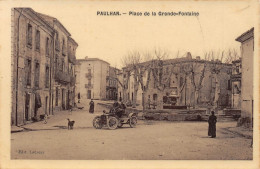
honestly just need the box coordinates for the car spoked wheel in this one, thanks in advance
[107,117,118,130]
[129,116,137,128]
[93,116,103,129]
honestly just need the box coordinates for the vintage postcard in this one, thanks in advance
[0,0,259,168]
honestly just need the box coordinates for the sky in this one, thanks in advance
[7,0,258,68]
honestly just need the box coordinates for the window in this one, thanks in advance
[27,24,32,47]
[234,84,239,94]
[46,37,49,56]
[35,30,40,51]
[55,87,58,106]
[88,79,91,86]
[235,66,240,74]
[227,80,231,90]
[70,65,73,75]
[62,38,66,56]
[26,59,32,86]
[153,94,158,104]
[166,67,169,74]
[35,62,40,87]
[45,66,49,88]
[180,77,184,87]
[61,59,65,72]
[55,32,60,51]
[55,55,58,71]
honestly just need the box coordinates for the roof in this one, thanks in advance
[14,8,54,33]
[232,58,241,64]
[68,36,78,46]
[76,58,110,65]
[36,12,71,36]
[236,27,254,43]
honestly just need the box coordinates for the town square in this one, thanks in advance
[1,1,257,165]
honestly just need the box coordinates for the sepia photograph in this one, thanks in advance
[0,0,259,168]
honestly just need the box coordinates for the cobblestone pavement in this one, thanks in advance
[11,102,253,160]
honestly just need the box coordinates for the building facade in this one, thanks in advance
[236,28,254,127]
[75,57,110,102]
[122,53,232,111]
[37,12,78,112]
[106,67,119,100]
[11,8,54,125]
[11,8,78,126]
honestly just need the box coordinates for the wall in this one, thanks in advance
[241,37,254,120]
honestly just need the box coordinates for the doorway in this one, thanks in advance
[62,89,65,110]
[87,90,91,99]
[25,93,30,121]
[67,90,70,109]
[45,96,48,115]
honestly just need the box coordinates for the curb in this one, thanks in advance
[224,127,253,139]
[11,127,24,133]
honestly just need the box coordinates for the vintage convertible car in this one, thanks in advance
[92,108,138,130]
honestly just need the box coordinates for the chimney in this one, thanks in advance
[215,59,221,63]
[186,52,192,59]
[85,56,88,59]
[196,56,200,60]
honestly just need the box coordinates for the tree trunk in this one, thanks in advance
[194,89,199,107]
[132,71,138,108]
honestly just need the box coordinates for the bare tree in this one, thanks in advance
[190,53,208,107]
[224,48,240,64]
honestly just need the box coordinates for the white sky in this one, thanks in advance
[8,0,258,68]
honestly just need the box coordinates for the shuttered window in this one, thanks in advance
[35,62,40,87]
[35,30,40,51]
[27,24,32,47]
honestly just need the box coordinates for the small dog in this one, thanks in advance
[67,118,75,130]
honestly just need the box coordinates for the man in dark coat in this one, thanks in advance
[208,111,217,138]
[116,101,126,118]
[89,99,94,113]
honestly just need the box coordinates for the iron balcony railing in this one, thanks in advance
[85,84,93,88]
[55,70,71,84]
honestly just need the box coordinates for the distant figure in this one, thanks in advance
[89,99,94,113]
[208,111,217,138]
[116,101,126,118]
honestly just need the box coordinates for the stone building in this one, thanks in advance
[11,8,78,126]
[236,28,254,127]
[122,53,232,111]
[11,8,54,125]
[75,57,110,102]
[106,67,120,100]
[37,12,78,112]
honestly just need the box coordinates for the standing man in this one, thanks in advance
[208,111,217,138]
[89,99,94,114]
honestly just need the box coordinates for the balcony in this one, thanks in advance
[85,84,93,88]
[85,73,92,78]
[68,52,76,64]
[55,70,71,84]
[231,73,241,81]
[70,76,76,86]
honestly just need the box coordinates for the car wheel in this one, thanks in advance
[107,117,119,130]
[129,116,138,128]
[93,116,103,129]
